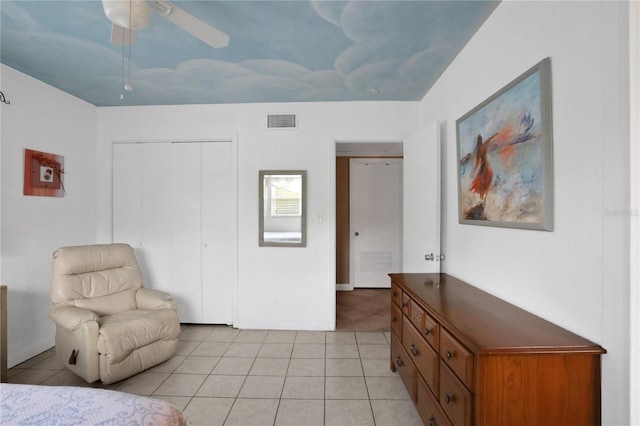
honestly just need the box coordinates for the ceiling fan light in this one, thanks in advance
[102,0,152,30]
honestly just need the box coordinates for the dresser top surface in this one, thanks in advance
[389,273,605,355]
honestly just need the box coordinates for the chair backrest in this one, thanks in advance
[51,244,143,316]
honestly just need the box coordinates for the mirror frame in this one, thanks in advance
[259,170,307,247]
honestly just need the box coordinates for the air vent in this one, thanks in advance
[360,251,393,272]
[267,114,297,129]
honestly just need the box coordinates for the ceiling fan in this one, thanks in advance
[101,0,230,49]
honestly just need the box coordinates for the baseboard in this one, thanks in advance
[9,337,54,369]
[336,284,353,291]
[235,319,334,331]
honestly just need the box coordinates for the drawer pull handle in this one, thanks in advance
[410,344,419,356]
[429,417,438,426]
[395,356,404,367]
[424,328,431,336]
[445,393,454,404]
[392,317,398,323]
[401,302,407,308]
[446,350,455,359]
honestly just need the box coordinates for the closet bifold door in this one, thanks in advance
[113,143,143,249]
[201,141,234,324]
[113,142,202,323]
[112,141,235,325]
[143,142,202,323]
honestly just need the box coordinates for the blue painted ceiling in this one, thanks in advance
[1,1,499,106]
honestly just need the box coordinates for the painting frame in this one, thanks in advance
[456,57,553,231]
[23,149,65,198]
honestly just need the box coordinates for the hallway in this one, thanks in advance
[335,289,390,332]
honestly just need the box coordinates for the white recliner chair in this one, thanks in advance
[48,243,180,384]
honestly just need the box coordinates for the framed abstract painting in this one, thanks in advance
[456,57,553,231]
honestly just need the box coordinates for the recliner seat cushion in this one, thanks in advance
[97,309,180,364]
[74,289,137,317]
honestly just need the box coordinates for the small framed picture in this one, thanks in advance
[24,149,65,197]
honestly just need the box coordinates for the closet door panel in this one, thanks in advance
[141,143,202,323]
[170,143,203,323]
[201,142,234,324]
[112,144,143,246]
[139,143,171,294]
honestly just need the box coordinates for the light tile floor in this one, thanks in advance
[7,325,423,426]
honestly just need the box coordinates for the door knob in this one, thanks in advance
[354,232,359,236]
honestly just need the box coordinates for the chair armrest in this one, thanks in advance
[49,304,99,332]
[136,288,177,311]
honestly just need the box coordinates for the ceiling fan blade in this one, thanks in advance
[151,1,230,49]
[111,23,137,46]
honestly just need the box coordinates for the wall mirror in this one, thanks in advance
[259,170,307,247]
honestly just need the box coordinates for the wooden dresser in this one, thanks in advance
[389,273,605,426]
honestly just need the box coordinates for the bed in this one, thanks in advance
[0,383,188,425]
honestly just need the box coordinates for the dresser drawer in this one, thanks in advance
[401,292,411,315]
[391,302,403,339]
[402,317,438,395]
[417,377,452,426]
[439,362,472,426]
[391,282,403,308]
[391,333,417,401]
[423,311,440,351]
[408,298,424,330]
[440,329,473,388]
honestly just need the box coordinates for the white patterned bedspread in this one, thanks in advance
[0,383,188,425]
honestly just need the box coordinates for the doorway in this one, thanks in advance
[335,142,403,330]
[335,142,403,289]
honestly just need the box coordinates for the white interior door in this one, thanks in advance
[350,158,403,288]
[403,122,441,273]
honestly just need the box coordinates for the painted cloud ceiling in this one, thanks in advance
[0,1,499,106]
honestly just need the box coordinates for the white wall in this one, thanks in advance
[419,2,631,425]
[629,3,640,424]
[0,65,97,366]
[96,102,419,331]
